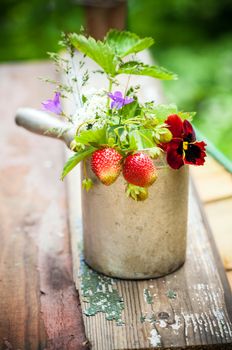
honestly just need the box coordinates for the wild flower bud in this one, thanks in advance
[70,140,77,151]
[82,178,93,192]
[126,184,149,201]
[159,128,173,143]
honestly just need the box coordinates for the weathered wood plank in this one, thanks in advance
[67,52,232,349]
[204,198,232,270]
[0,63,87,350]
[191,155,232,271]
[227,272,232,291]
[68,169,232,349]
[190,157,232,204]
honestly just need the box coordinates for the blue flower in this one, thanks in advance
[108,91,134,110]
[42,92,62,115]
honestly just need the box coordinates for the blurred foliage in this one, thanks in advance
[128,0,232,46]
[156,39,232,159]
[0,0,84,61]
[0,0,232,159]
[128,0,232,160]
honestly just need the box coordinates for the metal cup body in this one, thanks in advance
[82,162,189,279]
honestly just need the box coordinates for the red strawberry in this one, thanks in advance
[123,152,157,187]
[91,148,123,185]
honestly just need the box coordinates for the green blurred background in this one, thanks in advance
[1,0,232,160]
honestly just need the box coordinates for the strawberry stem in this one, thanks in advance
[83,158,88,178]
[107,77,113,109]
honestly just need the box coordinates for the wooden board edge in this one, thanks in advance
[191,177,232,321]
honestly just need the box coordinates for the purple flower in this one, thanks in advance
[42,92,62,115]
[108,91,134,110]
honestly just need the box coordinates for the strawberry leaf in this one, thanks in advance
[129,129,154,150]
[118,61,177,80]
[120,100,140,119]
[105,30,154,58]
[75,128,107,146]
[61,147,95,180]
[178,111,196,121]
[70,33,118,75]
[148,104,178,121]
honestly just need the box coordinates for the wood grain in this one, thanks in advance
[0,63,87,350]
[190,157,232,204]
[204,198,232,270]
[68,168,232,349]
[191,156,232,272]
[67,52,232,349]
[227,272,232,290]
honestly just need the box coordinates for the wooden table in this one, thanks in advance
[68,163,232,350]
[191,157,232,279]
[0,63,88,350]
[0,61,232,349]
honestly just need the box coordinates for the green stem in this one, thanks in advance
[61,112,73,123]
[83,158,88,178]
[76,119,96,135]
[107,77,113,109]
[123,74,131,98]
[70,54,83,108]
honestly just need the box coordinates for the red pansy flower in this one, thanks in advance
[163,114,207,169]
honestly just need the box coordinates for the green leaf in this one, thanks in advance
[127,134,137,151]
[118,61,177,80]
[178,111,196,121]
[148,147,162,159]
[75,128,107,146]
[129,129,154,150]
[70,33,118,75]
[105,30,154,58]
[82,94,87,104]
[149,104,178,122]
[106,125,117,145]
[114,126,128,143]
[61,147,95,180]
[121,100,140,120]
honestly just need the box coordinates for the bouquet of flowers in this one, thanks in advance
[42,30,206,201]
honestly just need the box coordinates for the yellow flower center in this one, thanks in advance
[183,141,188,151]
